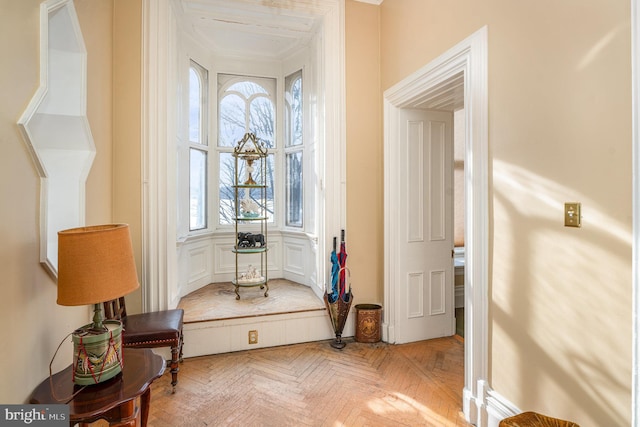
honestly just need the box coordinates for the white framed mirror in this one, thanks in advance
[17,0,95,278]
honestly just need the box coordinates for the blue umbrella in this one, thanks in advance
[329,237,339,303]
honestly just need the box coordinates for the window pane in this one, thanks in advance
[286,151,303,227]
[219,153,275,225]
[219,94,246,147]
[249,96,275,148]
[261,154,275,223]
[189,68,201,144]
[218,152,236,225]
[287,76,302,147]
[189,148,207,230]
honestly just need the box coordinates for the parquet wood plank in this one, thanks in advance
[140,337,471,427]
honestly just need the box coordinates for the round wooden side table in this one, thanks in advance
[30,348,165,426]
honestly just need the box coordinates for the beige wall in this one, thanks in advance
[113,0,143,313]
[345,1,383,305]
[0,0,114,402]
[75,0,113,225]
[346,0,631,425]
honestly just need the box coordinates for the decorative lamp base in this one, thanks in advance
[72,320,123,385]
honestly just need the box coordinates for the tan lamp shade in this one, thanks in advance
[57,224,140,306]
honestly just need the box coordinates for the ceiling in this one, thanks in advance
[176,0,330,60]
[176,0,461,110]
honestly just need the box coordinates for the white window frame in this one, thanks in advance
[188,59,209,232]
[284,69,304,229]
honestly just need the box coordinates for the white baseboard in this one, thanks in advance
[462,380,519,427]
[485,387,520,427]
[463,386,479,425]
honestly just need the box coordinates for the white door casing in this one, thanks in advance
[632,1,640,425]
[396,108,454,343]
[384,26,488,425]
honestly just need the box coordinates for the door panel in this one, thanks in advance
[396,108,454,343]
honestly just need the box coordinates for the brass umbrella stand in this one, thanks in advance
[324,266,352,349]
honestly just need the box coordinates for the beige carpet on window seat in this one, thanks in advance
[177,279,325,323]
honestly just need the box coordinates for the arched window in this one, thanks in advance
[217,75,276,225]
[188,60,209,231]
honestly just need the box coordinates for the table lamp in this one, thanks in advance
[57,224,140,385]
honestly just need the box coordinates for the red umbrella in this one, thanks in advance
[338,229,348,298]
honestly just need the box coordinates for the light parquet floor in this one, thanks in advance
[147,337,470,427]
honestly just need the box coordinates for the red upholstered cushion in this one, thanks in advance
[121,309,184,346]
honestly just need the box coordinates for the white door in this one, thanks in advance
[395,108,454,343]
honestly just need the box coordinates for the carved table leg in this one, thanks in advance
[140,388,151,427]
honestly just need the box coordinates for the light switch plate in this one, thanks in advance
[564,202,581,227]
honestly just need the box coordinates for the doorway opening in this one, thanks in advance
[453,108,466,338]
[383,27,488,424]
